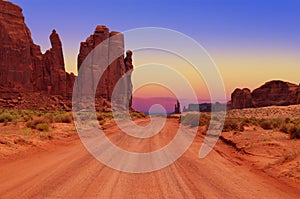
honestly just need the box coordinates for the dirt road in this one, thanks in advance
[0,118,299,198]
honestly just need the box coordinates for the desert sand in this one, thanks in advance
[0,107,300,198]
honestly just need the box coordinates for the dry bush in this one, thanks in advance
[222,119,243,132]
[53,113,72,123]
[278,118,300,139]
[131,111,147,119]
[258,119,273,130]
[200,114,211,126]
[289,125,300,139]
[36,123,50,132]
[0,112,14,123]
[26,117,50,129]
[280,123,300,139]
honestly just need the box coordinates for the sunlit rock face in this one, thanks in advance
[0,0,75,98]
[77,26,133,108]
[0,1,133,111]
[231,80,300,109]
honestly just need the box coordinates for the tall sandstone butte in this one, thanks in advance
[231,88,253,109]
[77,26,133,107]
[0,0,75,99]
[231,80,300,109]
[0,1,133,110]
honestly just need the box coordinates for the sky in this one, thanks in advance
[9,0,300,112]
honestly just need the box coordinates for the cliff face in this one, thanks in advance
[251,81,299,107]
[0,0,75,98]
[231,88,253,109]
[231,80,300,109]
[0,1,133,111]
[77,26,133,106]
[0,1,35,92]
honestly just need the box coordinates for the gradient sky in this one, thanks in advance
[9,0,300,111]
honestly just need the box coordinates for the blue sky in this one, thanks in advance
[9,0,300,105]
[12,0,300,55]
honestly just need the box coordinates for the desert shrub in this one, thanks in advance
[99,119,106,125]
[280,123,290,134]
[280,123,300,139]
[181,113,200,127]
[222,119,242,132]
[20,114,31,122]
[22,128,34,136]
[53,113,72,123]
[199,114,210,126]
[43,113,54,123]
[60,113,72,123]
[0,112,14,123]
[271,118,285,129]
[131,111,146,119]
[12,120,18,126]
[259,119,273,130]
[97,113,104,121]
[289,125,300,139]
[97,111,118,125]
[36,123,50,132]
[240,117,256,127]
[26,117,50,129]
[291,118,299,125]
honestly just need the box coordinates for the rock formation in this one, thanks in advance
[231,88,253,109]
[0,0,75,101]
[174,100,181,114]
[231,80,300,109]
[0,1,133,111]
[77,26,133,108]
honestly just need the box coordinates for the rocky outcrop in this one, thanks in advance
[174,100,181,114]
[0,1,133,111]
[0,0,75,101]
[251,81,299,107]
[231,88,253,109]
[231,80,300,109]
[77,26,133,107]
[0,1,35,92]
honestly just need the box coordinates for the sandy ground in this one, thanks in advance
[221,126,300,183]
[227,104,300,119]
[0,117,300,198]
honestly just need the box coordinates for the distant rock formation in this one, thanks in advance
[231,88,253,109]
[183,102,227,112]
[231,80,300,109]
[174,100,181,114]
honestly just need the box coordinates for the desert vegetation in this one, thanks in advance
[180,105,300,139]
[0,109,148,130]
[0,110,72,131]
[180,113,211,128]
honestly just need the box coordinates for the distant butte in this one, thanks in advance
[231,80,300,109]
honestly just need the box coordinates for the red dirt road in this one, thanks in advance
[0,118,299,198]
